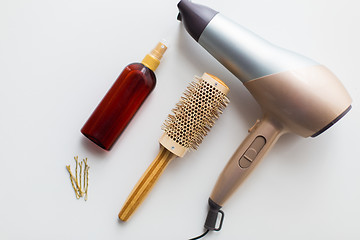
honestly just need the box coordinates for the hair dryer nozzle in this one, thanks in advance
[311,105,352,137]
[177,0,218,41]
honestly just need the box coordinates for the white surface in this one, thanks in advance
[1,0,359,239]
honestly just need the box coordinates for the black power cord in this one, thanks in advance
[189,230,210,240]
[189,199,225,240]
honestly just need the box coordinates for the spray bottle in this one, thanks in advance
[81,41,167,150]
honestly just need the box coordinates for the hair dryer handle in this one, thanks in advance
[210,116,284,207]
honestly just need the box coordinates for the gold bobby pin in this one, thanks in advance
[83,158,90,201]
[66,165,80,199]
[66,156,90,200]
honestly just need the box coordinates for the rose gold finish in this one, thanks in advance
[245,65,352,137]
[210,116,284,205]
[210,65,352,207]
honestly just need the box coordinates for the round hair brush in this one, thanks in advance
[118,73,229,221]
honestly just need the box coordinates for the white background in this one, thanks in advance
[1,0,359,239]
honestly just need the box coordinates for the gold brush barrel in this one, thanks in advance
[118,73,230,221]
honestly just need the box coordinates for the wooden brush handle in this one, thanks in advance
[119,145,176,221]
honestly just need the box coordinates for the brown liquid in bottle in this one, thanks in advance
[81,42,167,150]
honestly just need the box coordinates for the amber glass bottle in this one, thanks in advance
[81,42,167,150]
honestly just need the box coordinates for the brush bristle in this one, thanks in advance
[162,76,229,151]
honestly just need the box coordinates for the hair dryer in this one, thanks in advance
[177,0,352,233]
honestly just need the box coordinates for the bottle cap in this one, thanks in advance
[142,41,167,71]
